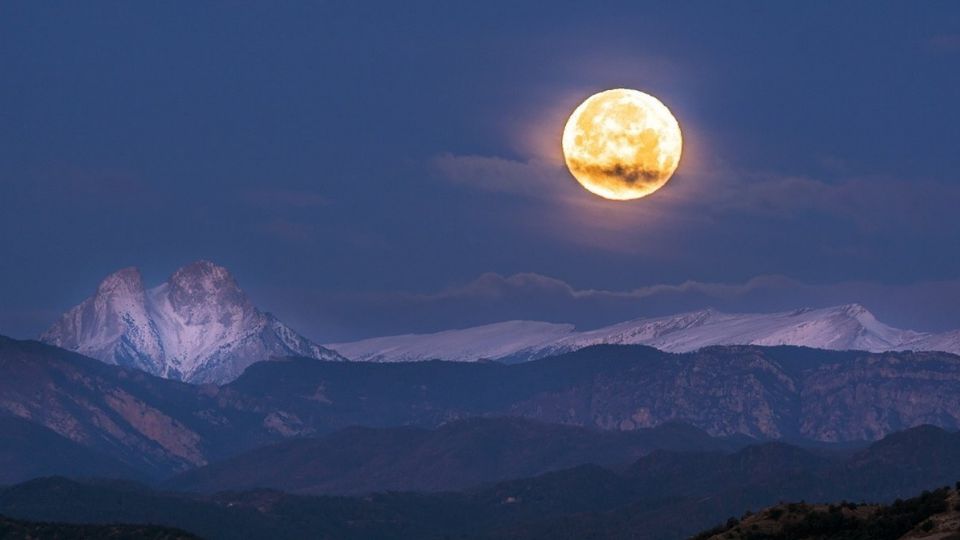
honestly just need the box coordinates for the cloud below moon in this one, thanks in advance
[431,152,960,239]
[265,271,960,342]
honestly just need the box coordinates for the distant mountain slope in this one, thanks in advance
[622,425,960,504]
[168,418,746,495]
[330,304,959,363]
[487,426,960,540]
[41,260,344,384]
[4,426,960,540]
[0,415,139,484]
[841,424,960,498]
[0,336,267,478]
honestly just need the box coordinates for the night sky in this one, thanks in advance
[2,2,959,342]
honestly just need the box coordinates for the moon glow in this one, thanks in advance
[562,89,682,200]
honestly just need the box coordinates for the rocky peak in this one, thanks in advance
[95,266,146,297]
[86,266,150,327]
[164,261,251,325]
[169,261,239,296]
[40,265,162,373]
[42,261,345,384]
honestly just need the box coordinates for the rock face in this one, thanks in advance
[224,343,960,443]
[0,337,229,477]
[41,261,344,384]
[509,346,960,442]
[331,304,959,363]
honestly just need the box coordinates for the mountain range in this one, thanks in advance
[331,303,960,363]
[38,262,960,385]
[41,261,344,384]
[4,335,960,484]
[2,425,959,540]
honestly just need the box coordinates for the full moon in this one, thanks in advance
[562,88,682,200]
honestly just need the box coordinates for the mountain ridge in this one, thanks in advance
[4,336,960,482]
[330,303,960,363]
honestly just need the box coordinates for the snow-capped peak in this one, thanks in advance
[42,261,344,384]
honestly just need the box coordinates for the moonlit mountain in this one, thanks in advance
[41,261,344,383]
[330,304,960,363]
[328,320,576,363]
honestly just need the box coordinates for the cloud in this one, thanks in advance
[376,272,780,304]
[264,271,960,342]
[430,152,960,253]
[927,34,960,53]
[430,153,564,197]
[428,153,705,253]
[712,170,960,232]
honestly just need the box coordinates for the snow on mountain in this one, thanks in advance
[328,320,576,363]
[905,329,960,356]
[329,304,959,363]
[42,261,344,384]
[550,304,927,354]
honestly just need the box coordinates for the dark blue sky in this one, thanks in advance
[2,1,959,341]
